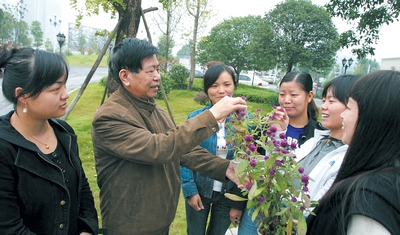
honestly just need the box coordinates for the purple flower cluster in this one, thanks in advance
[225,102,313,231]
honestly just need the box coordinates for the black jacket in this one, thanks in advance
[298,118,326,147]
[0,111,98,235]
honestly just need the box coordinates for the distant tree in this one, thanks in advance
[157,34,175,72]
[44,38,53,52]
[153,0,183,72]
[30,20,43,48]
[1,0,29,45]
[16,20,30,46]
[248,18,277,73]
[266,0,339,73]
[185,0,212,90]
[78,34,87,54]
[352,58,380,76]
[197,15,274,79]
[326,0,400,58]
[158,35,175,57]
[176,43,191,58]
[2,0,29,46]
[0,8,14,43]
[87,34,100,55]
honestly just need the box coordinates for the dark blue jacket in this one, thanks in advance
[0,111,98,235]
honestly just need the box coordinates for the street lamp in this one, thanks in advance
[49,15,61,52]
[342,57,353,74]
[56,33,66,54]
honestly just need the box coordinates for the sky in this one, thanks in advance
[65,0,400,61]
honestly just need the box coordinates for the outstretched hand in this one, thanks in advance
[209,96,247,121]
[226,161,249,189]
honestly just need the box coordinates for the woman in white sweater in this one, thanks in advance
[294,74,359,201]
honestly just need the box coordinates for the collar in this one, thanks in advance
[117,86,157,114]
[0,111,73,152]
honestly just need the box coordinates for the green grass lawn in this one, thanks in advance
[66,81,274,233]
[65,54,109,67]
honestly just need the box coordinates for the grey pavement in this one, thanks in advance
[314,98,322,107]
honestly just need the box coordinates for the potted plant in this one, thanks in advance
[225,101,315,235]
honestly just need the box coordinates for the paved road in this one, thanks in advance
[0,66,108,116]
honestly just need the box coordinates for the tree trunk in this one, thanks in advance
[187,1,200,91]
[164,0,171,72]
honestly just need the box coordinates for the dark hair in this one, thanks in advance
[335,70,400,182]
[0,47,69,108]
[322,75,360,104]
[109,38,158,85]
[325,70,400,234]
[205,60,223,68]
[203,64,237,95]
[279,71,318,120]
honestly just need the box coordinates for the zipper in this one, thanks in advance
[37,152,66,182]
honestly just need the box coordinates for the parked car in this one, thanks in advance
[238,72,269,88]
[194,70,204,78]
[261,73,278,84]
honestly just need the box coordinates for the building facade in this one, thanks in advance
[381,57,400,71]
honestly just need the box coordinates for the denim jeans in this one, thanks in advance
[238,207,259,235]
[185,191,231,235]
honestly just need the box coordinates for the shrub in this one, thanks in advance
[64,49,73,56]
[193,91,210,105]
[168,64,189,89]
[235,86,279,107]
[99,76,108,86]
[156,72,173,99]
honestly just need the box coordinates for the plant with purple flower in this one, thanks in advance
[224,104,315,235]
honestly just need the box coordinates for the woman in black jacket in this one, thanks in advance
[306,70,400,234]
[0,47,98,235]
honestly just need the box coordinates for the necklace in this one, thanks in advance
[217,117,226,129]
[21,125,50,149]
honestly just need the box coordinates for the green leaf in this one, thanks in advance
[238,159,249,172]
[261,201,271,217]
[302,193,311,208]
[224,193,248,201]
[275,206,289,216]
[297,213,307,235]
[275,171,287,194]
[248,180,258,200]
[252,187,264,198]
[251,206,261,222]
[232,123,248,133]
[286,215,293,235]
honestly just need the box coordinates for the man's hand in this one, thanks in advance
[226,161,250,189]
[226,161,239,185]
[188,194,204,211]
[209,96,247,120]
[230,208,243,227]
